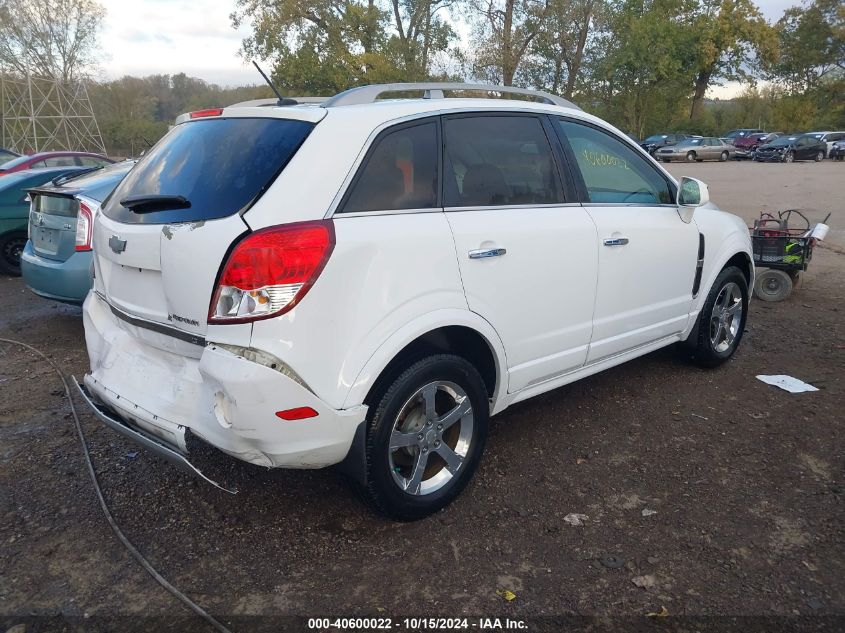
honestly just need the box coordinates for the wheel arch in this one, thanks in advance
[341,309,508,412]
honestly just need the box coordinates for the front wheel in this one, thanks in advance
[719,151,729,162]
[360,354,489,521]
[686,151,696,162]
[784,151,794,163]
[0,231,27,276]
[688,266,748,368]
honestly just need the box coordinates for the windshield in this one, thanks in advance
[768,136,798,147]
[0,154,36,170]
[103,117,314,224]
[644,134,668,142]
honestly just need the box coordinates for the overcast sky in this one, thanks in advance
[98,0,800,95]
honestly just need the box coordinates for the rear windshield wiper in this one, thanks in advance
[120,194,191,213]
[51,165,103,186]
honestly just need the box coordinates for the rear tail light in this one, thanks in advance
[190,108,224,119]
[209,220,335,324]
[75,202,93,251]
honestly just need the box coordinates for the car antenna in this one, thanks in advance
[252,61,297,106]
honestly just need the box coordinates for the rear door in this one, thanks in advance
[93,113,316,339]
[554,118,698,363]
[442,113,597,392]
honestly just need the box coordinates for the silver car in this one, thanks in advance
[656,137,733,162]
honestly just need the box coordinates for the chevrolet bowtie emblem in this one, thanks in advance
[109,235,127,253]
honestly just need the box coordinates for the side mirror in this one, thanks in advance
[677,176,710,223]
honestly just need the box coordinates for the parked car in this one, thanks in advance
[754,134,827,163]
[639,133,696,155]
[0,151,114,177]
[0,167,88,275]
[0,148,21,166]
[804,131,845,158]
[77,83,754,520]
[830,140,845,161]
[732,132,782,159]
[21,160,135,304]
[722,128,764,143]
[656,136,733,162]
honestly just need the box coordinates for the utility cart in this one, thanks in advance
[750,210,830,301]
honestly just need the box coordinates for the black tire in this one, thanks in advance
[719,151,729,162]
[784,151,794,163]
[688,266,749,368]
[0,231,26,276]
[814,151,824,162]
[360,354,489,521]
[686,151,696,162]
[754,269,793,302]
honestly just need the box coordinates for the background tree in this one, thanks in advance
[521,0,602,98]
[470,0,550,85]
[770,0,844,94]
[687,0,777,120]
[387,0,457,79]
[0,0,105,81]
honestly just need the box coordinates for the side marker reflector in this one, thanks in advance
[275,407,319,421]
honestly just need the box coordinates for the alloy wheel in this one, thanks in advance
[388,381,474,496]
[710,282,743,353]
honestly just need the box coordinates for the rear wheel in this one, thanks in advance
[754,269,793,302]
[361,354,489,521]
[0,231,26,276]
[688,266,748,368]
[815,150,824,162]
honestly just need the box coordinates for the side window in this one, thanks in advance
[557,119,674,205]
[43,156,76,167]
[30,160,47,168]
[78,156,107,167]
[341,121,437,213]
[442,115,563,207]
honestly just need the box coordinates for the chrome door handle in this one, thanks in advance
[469,247,507,259]
[603,237,629,247]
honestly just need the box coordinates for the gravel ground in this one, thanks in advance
[1,161,843,632]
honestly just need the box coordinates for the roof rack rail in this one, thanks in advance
[322,82,580,110]
[228,96,328,108]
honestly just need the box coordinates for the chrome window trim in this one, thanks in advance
[444,202,582,213]
[333,207,443,219]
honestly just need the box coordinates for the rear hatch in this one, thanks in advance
[29,193,80,262]
[29,162,136,262]
[93,110,320,338]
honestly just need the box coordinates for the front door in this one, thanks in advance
[554,118,699,363]
[442,114,598,393]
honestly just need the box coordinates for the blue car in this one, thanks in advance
[0,166,88,275]
[21,160,135,304]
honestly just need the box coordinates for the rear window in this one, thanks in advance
[60,161,136,202]
[35,194,79,218]
[103,117,314,224]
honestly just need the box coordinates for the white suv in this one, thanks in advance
[79,83,753,520]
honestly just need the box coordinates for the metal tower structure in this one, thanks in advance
[0,74,106,154]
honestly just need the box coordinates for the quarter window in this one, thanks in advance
[557,119,673,205]
[442,115,563,207]
[341,122,438,213]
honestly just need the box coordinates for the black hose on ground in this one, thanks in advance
[0,337,233,633]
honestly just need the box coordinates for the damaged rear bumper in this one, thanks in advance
[76,381,237,493]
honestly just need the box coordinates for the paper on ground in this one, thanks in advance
[756,375,819,393]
